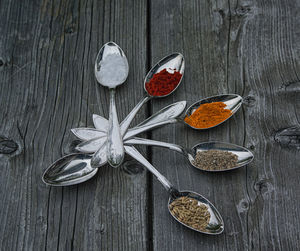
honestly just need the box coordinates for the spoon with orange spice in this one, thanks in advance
[183,94,243,129]
[127,94,243,131]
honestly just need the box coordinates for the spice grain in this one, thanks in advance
[145,69,182,96]
[184,102,232,128]
[169,196,210,232]
[193,150,238,171]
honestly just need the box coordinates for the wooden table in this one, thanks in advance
[1,0,299,250]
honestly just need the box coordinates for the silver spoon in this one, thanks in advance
[42,101,187,186]
[94,41,129,168]
[42,153,97,186]
[72,93,242,155]
[124,94,243,136]
[184,94,243,129]
[124,145,224,234]
[119,53,185,136]
[124,138,254,172]
[76,101,187,166]
[72,93,242,167]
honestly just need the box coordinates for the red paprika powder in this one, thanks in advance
[145,68,182,96]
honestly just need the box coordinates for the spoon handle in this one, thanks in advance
[124,137,190,156]
[124,146,173,191]
[124,118,178,140]
[107,88,124,167]
[120,95,151,136]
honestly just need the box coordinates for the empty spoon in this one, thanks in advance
[42,153,97,186]
[94,41,129,168]
[124,138,254,172]
[124,145,224,234]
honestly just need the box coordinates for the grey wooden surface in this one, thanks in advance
[0,0,299,250]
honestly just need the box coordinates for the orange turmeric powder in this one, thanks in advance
[184,102,232,129]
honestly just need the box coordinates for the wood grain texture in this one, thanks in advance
[0,0,148,250]
[150,0,300,250]
[1,0,300,250]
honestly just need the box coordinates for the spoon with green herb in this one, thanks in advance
[124,145,224,234]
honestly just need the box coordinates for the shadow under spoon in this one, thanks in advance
[124,145,224,234]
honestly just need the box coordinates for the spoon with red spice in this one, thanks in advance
[125,145,224,235]
[119,53,185,136]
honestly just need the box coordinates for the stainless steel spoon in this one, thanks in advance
[42,153,97,186]
[76,101,187,166]
[94,42,129,168]
[42,101,187,186]
[119,53,185,136]
[184,94,243,129]
[81,94,242,135]
[124,145,224,234]
[124,138,254,172]
[124,94,243,136]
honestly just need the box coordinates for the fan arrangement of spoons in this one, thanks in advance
[42,42,254,235]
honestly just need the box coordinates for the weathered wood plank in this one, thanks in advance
[0,0,148,250]
[150,0,300,250]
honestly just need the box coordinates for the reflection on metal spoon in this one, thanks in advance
[124,138,253,172]
[124,145,224,234]
[42,153,97,186]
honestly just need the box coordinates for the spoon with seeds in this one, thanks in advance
[94,41,129,168]
[124,139,254,172]
[125,145,224,234]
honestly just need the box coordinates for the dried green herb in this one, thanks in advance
[169,196,210,231]
[192,150,238,171]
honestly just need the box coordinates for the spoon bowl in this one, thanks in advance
[95,42,129,87]
[144,53,185,97]
[189,141,254,172]
[184,94,243,130]
[42,153,97,186]
[168,190,224,234]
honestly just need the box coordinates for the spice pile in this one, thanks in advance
[169,196,210,231]
[97,54,128,87]
[184,102,232,129]
[145,68,182,96]
[192,150,238,171]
